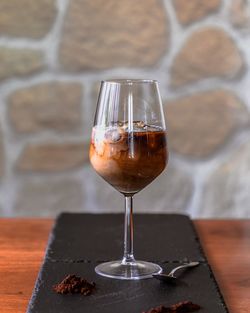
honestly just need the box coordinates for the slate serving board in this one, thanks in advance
[27,213,229,313]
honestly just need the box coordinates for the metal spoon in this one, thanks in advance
[152,261,199,283]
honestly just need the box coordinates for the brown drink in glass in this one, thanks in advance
[90,121,168,195]
[89,79,168,280]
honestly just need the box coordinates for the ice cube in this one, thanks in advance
[135,121,145,129]
[104,127,124,143]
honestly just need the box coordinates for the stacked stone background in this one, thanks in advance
[0,0,249,217]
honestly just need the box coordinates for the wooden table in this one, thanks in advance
[0,219,249,313]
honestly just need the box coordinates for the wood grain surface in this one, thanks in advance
[0,219,249,313]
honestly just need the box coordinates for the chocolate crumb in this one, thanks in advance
[142,305,170,313]
[170,301,201,312]
[53,274,96,295]
[142,301,201,313]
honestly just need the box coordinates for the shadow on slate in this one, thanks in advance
[28,262,228,313]
[47,213,205,262]
[27,213,229,313]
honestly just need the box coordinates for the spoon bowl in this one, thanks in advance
[152,261,199,283]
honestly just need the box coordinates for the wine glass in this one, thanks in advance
[89,79,168,280]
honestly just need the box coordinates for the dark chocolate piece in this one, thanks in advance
[142,301,201,313]
[142,305,170,313]
[53,274,95,295]
[170,300,201,312]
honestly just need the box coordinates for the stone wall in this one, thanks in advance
[0,0,250,217]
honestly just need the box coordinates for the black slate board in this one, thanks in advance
[27,213,229,313]
[47,214,205,262]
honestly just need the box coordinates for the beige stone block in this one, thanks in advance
[59,0,169,71]
[173,0,221,25]
[0,127,4,177]
[0,48,44,81]
[137,164,193,213]
[9,82,82,133]
[14,178,83,216]
[170,27,244,88]
[0,0,56,38]
[17,142,89,172]
[230,0,250,29]
[201,141,250,217]
[165,89,248,157]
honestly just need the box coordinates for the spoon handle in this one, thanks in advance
[168,261,199,277]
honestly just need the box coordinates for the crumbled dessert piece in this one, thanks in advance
[170,301,200,312]
[142,301,201,313]
[53,274,96,295]
[142,304,170,313]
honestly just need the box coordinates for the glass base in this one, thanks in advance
[95,260,162,280]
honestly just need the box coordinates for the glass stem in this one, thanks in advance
[122,196,135,264]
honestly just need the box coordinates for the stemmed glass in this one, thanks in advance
[89,79,168,280]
